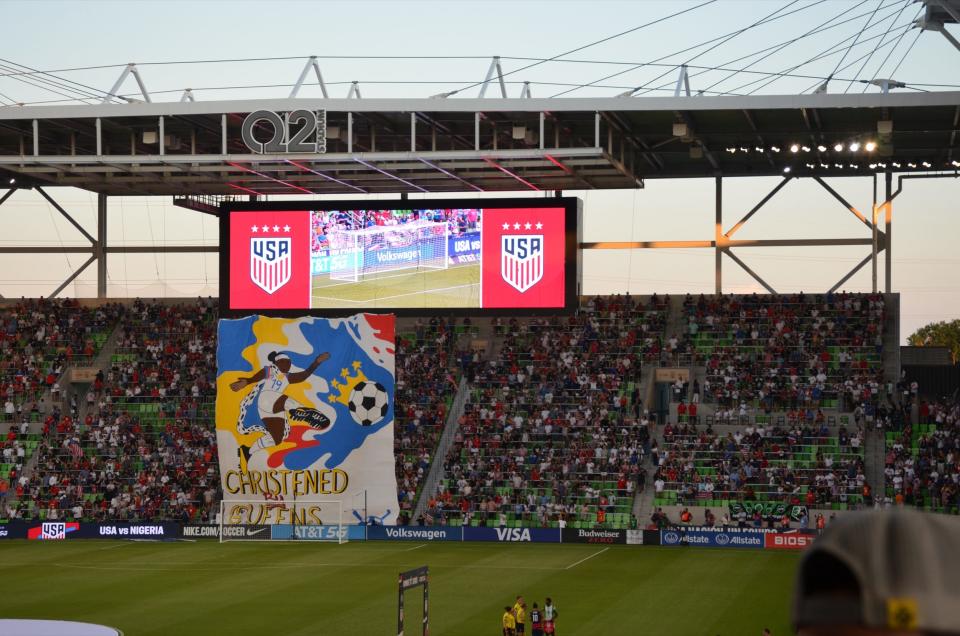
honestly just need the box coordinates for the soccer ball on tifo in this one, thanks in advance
[347,381,389,426]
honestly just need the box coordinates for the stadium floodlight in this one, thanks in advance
[754,146,763,152]
[878,163,887,168]
[922,161,932,167]
[7,178,13,185]
[865,141,877,151]
[789,144,800,153]
[739,147,749,153]
[783,166,791,173]
[849,142,861,152]
[908,162,917,168]
[869,163,878,169]
[801,146,811,152]
[834,143,844,152]
[892,162,901,168]
[817,145,827,152]
[835,163,844,169]
[820,163,829,169]
[328,219,449,283]
[771,146,781,153]
[726,147,737,153]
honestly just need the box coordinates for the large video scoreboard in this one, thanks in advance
[220,197,581,316]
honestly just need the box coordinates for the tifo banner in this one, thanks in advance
[729,502,808,522]
[216,314,399,526]
[463,527,561,543]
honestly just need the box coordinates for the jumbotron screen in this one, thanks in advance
[220,197,581,315]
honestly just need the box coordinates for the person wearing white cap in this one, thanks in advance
[230,350,331,464]
[793,508,960,635]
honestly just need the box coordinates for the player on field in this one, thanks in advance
[530,602,543,636]
[230,350,331,465]
[502,606,516,636]
[543,598,558,635]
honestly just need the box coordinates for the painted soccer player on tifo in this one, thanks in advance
[230,350,331,466]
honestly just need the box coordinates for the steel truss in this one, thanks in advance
[0,187,214,298]
[580,172,956,294]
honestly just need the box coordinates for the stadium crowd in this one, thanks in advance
[674,293,886,412]
[885,396,959,512]
[424,296,663,529]
[652,420,869,509]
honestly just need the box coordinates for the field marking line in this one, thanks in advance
[405,543,427,552]
[564,546,610,570]
[312,282,478,305]
[97,542,132,551]
[52,561,563,573]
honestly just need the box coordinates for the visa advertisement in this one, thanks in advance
[222,198,579,314]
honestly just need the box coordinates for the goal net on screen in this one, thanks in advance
[218,499,352,543]
[328,219,448,282]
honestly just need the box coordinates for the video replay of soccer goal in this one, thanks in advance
[221,197,581,315]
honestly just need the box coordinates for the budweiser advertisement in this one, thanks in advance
[221,197,580,316]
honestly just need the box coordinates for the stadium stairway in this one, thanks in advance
[410,376,471,523]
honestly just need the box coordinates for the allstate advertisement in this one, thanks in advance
[463,527,561,543]
[660,527,766,549]
[216,314,400,527]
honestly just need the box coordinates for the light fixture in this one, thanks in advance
[834,143,844,152]
[806,163,815,169]
[820,163,829,169]
[6,178,13,185]
[865,141,877,152]
[849,142,861,152]
[771,146,781,153]
[878,163,887,168]
[801,146,811,152]
[952,160,960,167]
[907,162,917,168]
[817,145,827,152]
[869,164,877,169]
[790,144,800,153]
[849,164,858,169]
[922,161,932,168]
[755,146,763,152]
[740,147,749,153]
[892,162,901,168]
[783,166,791,173]
[835,163,843,169]
[726,147,737,153]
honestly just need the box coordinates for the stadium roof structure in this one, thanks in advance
[0,91,957,196]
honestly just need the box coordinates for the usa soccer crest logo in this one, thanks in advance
[501,235,543,293]
[250,237,292,294]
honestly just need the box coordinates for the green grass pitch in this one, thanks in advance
[312,263,480,309]
[0,541,798,635]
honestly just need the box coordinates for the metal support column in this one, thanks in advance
[715,176,722,294]
[96,194,107,298]
[885,170,893,293]
[872,174,878,293]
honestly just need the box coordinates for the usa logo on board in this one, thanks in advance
[250,237,292,294]
[501,235,543,293]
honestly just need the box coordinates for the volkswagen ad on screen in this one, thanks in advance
[220,197,581,315]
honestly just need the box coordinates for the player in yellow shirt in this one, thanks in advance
[502,606,517,636]
[515,602,527,635]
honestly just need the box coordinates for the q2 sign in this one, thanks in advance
[241,110,327,154]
